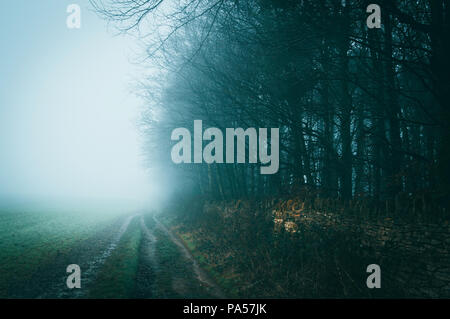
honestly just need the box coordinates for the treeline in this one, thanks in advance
[93,0,450,206]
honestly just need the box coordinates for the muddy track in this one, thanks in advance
[38,212,224,299]
[151,214,225,299]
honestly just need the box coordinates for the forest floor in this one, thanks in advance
[0,210,223,298]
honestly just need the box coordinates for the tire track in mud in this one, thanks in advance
[151,215,225,299]
[39,214,137,298]
[135,216,159,298]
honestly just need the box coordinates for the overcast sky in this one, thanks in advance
[0,1,156,209]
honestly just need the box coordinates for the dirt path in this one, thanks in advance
[152,215,225,298]
[39,212,224,299]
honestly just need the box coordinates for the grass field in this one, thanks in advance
[0,209,126,298]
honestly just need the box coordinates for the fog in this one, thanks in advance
[0,1,159,212]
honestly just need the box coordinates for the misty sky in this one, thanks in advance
[0,1,155,208]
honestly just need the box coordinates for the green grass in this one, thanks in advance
[88,217,142,298]
[0,210,123,298]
